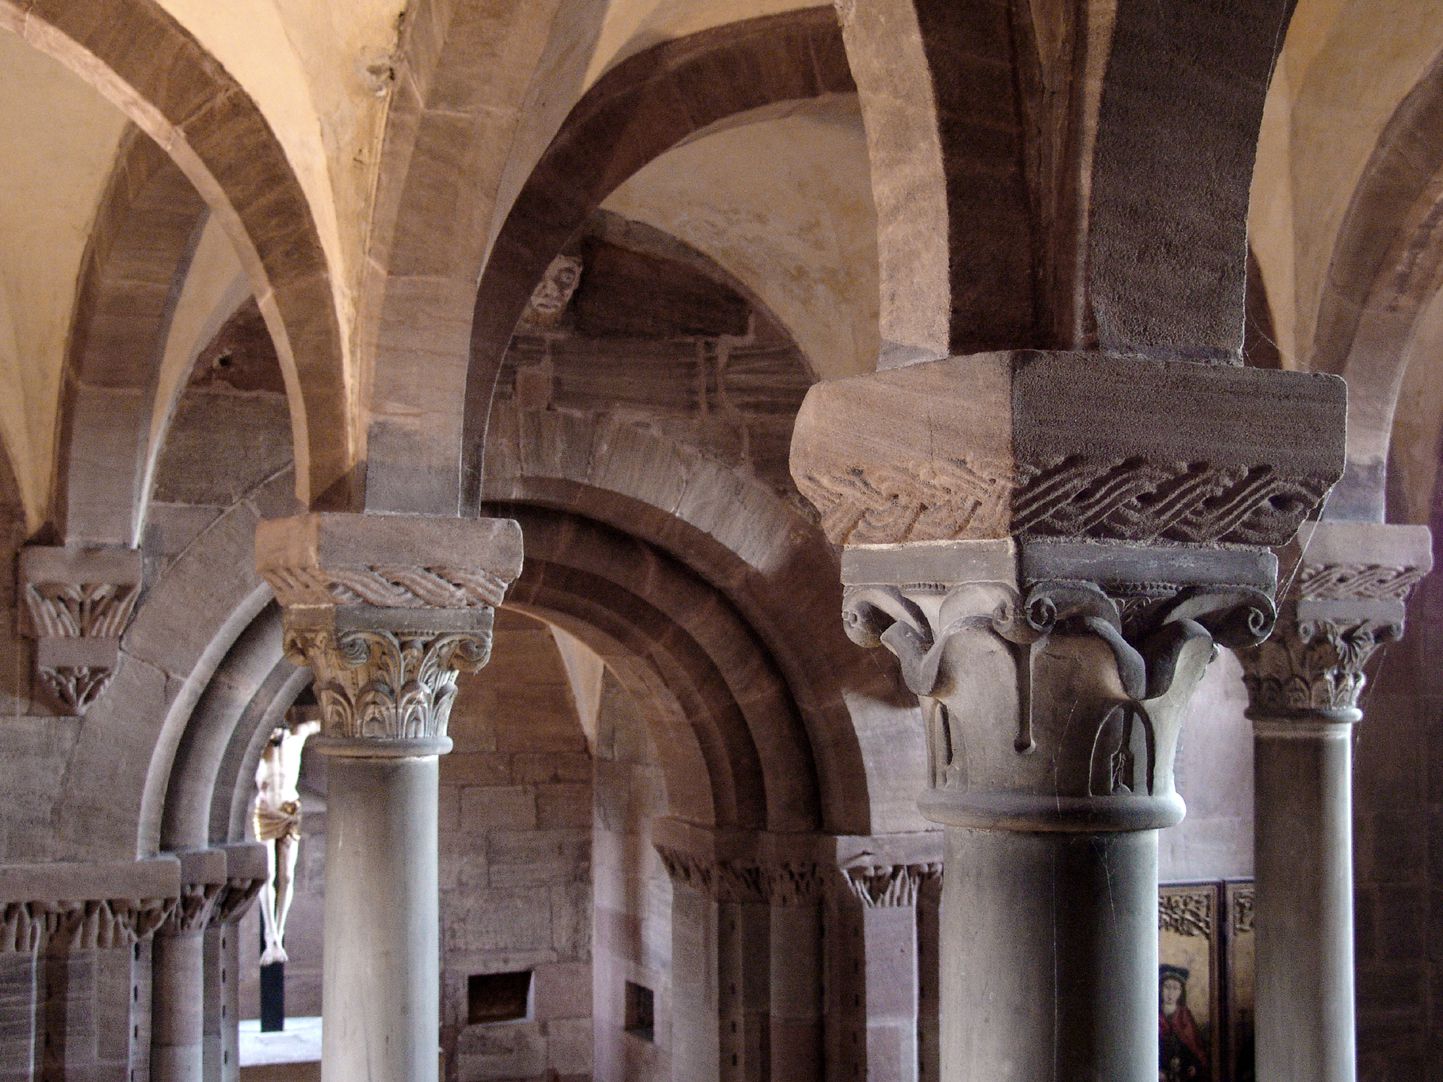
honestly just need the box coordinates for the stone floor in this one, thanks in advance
[239,1015,322,1068]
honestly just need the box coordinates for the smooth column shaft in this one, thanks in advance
[1255,722,1355,1082]
[152,931,205,1082]
[322,754,440,1082]
[941,828,1158,1082]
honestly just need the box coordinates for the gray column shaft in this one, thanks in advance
[322,754,440,1082]
[1254,723,1355,1082]
[152,931,205,1082]
[670,885,721,1082]
[941,828,1157,1082]
[768,904,822,1081]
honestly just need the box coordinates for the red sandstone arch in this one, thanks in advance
[1,0,352,510]
[456,8,854,509]
[484,406,924,836]
[52,130,207,544]
[1308,48,1443,519]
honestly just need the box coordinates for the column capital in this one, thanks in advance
[17,544,142,714]
[842,538,1278,833]
[209,843,268,928]
[256,513,523,755]
[0,856,181,953]
[1240,520,1433,723]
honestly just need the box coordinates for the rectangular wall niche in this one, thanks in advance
[467,970,533,1025]
[625,980,655,1042]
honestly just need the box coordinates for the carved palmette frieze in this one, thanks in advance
[210,876,267,927]
[163,882,224,935]
[284,627,492,744]
[800,455,1332,549]
[35,666,114,714]
[1240,618,1397,716]
[1,897,177,953]
[840,862,942,908]
[1158,889,1214,938]
[654,846,822,906]
[264,565,509,610]
[22,581,140,638]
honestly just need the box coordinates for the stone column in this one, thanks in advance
[203,846,267,1082]
[1238,521,1431,1082]
[151,851,226,1082]
[758,859,824,1082]
[257,513,522,1082]
[0,903,46,1082]
[790,351,1347,1080]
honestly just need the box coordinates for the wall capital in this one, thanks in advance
[17,544,142,714]
[256,513,523,754]
[1240,521,1433,722]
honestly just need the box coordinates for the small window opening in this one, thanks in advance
[625,980,655,1042]
[468,970,533,1025]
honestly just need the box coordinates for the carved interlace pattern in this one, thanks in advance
[2,897,176,953]
[266,565,509,610]
[800,455,1329,547]
[284,628,492,743]
[23,581,139,638]
[1240,619,1395,715]
[842,862,942,908]
[1294,562,1426,602]
[1159,890,1213,937]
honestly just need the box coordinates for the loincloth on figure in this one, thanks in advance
[253,799,302,842]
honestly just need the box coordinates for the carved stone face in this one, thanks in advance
[522,255,583,328]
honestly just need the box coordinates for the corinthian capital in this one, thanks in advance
[18,545,142,714]
[841,539,1277,833]
[1240,521,1432,721]
[257,514,523,755]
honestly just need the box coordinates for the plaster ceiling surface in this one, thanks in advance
[154,0,406,320]
[0,30,129,531]
[1250,0,1443,368]
[487,0,825,279]
[601,96,880,381]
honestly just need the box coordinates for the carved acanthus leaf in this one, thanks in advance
[211,876,267,926]
[7,897,178,953]
[285,628,492,744]
[36,666,115,714]
[23,581,140,638]
[1240,619,1396,715]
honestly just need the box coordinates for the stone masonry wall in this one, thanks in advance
[591,672,672,1082]
[439,610,594,1082]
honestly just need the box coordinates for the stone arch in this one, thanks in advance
[1,0,353,510]
[52,128,207,544]
[456,8,854,507]
[1309,47,1443,518]
[51,471,293,860]
[484,406,925,836]
[504,504,818,832]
